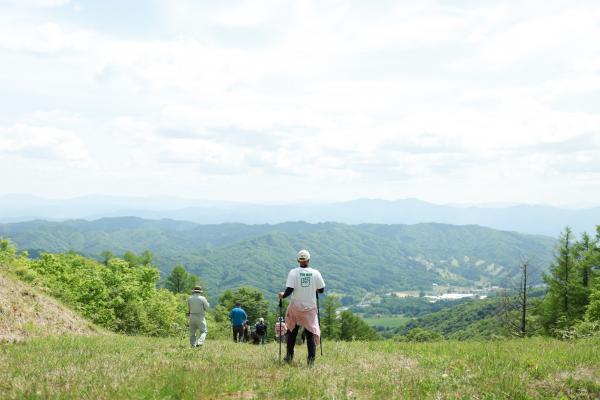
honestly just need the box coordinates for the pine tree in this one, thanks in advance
[500,258,538,337]
[539,227,587,333]
[583,226,600,323]
[339,310,377,341]
[164,265,199,294]
[321,295,341,340]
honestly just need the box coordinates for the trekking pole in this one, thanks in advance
[316,292,323,356]
[278,298,283,364]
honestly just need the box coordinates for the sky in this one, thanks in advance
[1,0,599,206]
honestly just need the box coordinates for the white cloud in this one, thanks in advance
[0,0,599,204]
[0,22,91,55]
[6,0,71,8]
[0,124,90,162]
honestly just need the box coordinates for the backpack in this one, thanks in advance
[256,322,266,335]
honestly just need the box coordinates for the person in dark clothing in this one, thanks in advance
[242,320,251,343]
[255,318,267,345]
[230,303,247,343]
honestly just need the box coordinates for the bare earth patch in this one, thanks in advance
[0,271,100,342]
[532,367,600,398]
[219,391,256,399]
[556,368,600,385]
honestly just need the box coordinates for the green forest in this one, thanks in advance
[0,219,556,297]
[1,223,600,342]
[0,239,376,342]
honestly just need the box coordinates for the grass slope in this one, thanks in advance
[1,336,599,399]
[364,316,411,329]
[0,268,101,342]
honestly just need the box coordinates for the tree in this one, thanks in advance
[122,250,155,268]
[586,289,600,322]
[217,287,270,325]
[500,258,539,337]
[539,227,588,333]
[321,295,341,340]
[0,238,17,264]
[339,310,377,341]
[164,265,199,294]
[405,328,442,342]
[100,250,114,266]
[583,227,600,323]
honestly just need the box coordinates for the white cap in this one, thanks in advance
[297,249,310,261]
[259,317,264,323]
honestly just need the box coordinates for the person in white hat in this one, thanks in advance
[188,286,209,348]
[278,249,325,366]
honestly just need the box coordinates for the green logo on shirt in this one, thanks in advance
[300,272,312,287]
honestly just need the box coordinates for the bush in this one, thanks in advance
[555,320,600,340]
[11,249,188,337]
[405,328,443,342]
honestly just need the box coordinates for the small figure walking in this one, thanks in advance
[275,317,287,343]
[230,302,247,343]
[255,318,267,345]
[188,286,209,348]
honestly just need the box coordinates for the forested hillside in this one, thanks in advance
[0,219,556,296]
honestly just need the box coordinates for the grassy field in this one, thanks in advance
[363,316,411,329]
[1,335,600,399]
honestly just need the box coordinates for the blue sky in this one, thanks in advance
[1,0,599,205]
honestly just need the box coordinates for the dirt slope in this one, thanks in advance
[0,269,101,342]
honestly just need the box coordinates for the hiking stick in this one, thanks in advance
[316,291,323,356]
[278,298,283,364]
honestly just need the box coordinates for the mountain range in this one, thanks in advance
[0,217,557,297]
[1,194,598,236]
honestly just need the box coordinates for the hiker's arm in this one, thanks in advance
[316,272,325,293]
[281,287,294,299]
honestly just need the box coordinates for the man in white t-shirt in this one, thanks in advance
[278,249,325,366]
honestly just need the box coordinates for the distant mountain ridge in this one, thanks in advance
[0,218,556,296]
[1,194,598,236]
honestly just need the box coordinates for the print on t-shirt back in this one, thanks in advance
[300,271,312,287]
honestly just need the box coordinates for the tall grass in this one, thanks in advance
[1,335,599,399]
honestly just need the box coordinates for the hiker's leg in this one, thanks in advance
[286,326,299,359]
[232,326,238,342]
[189,316,199,348]
[198,317,207,345]
[305,329,316,363]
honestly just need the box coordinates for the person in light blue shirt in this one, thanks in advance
[230,302,247,343]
